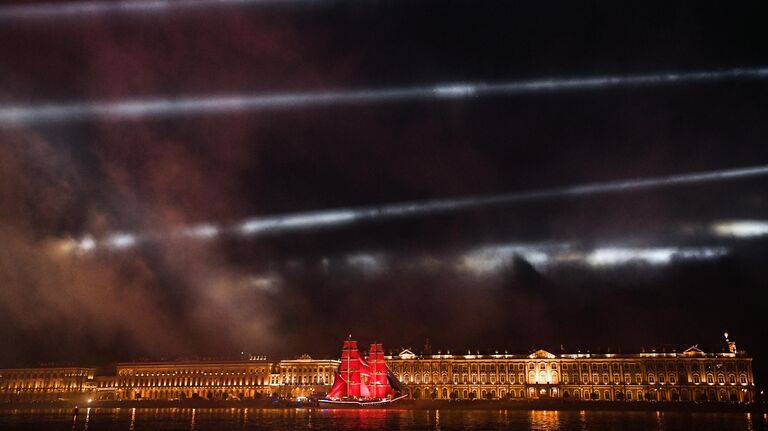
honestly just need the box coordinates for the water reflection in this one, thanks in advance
[529,410,560,430]
[0,408,763,430]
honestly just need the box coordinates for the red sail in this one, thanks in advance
[341,339,361,397]
[368,343,394,398]
[327,373,347,399]
[358,356,371,377]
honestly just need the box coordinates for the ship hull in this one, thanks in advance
[318,395,406,408]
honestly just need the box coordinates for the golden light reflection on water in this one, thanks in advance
[529,409,561,431]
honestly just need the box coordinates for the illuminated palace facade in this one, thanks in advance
[0,367,95,403]
[387,344,756,403]
[0,343,756,404]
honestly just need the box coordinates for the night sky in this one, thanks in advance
[0,1,767,387]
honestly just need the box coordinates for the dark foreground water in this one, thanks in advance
[0,408,766,431]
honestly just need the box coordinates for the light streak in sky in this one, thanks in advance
[584,246,728,267]
[0,0,320,21]
[239,210,357,235]
[67,164,768,253]
[2,67,768,126]
[458,242,728,273]
[107,233,137,249]
[176,223,220,239]
[459,242,566,273]
[710,220,768,238]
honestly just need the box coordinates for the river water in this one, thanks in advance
[0,408,765,430]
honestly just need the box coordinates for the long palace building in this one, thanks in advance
[0,337,756,404]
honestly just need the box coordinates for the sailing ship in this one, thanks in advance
[319,337,405,406]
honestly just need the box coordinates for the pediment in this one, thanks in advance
[529,349,556,359]
[398,349,416,359]
[683,345,705,356]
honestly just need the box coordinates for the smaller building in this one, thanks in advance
[93,359,272,401]
[271,354,341,398]
[0,367,95,403]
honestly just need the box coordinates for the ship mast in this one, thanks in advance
[346,334,351,397]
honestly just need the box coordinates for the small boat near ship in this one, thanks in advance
[319,337,405,407]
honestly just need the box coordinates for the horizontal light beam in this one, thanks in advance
[0,0,320,21]
[711,220,768,238]
[69,164,768,252]
[458,243,729,273]
[2,67,768,126]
